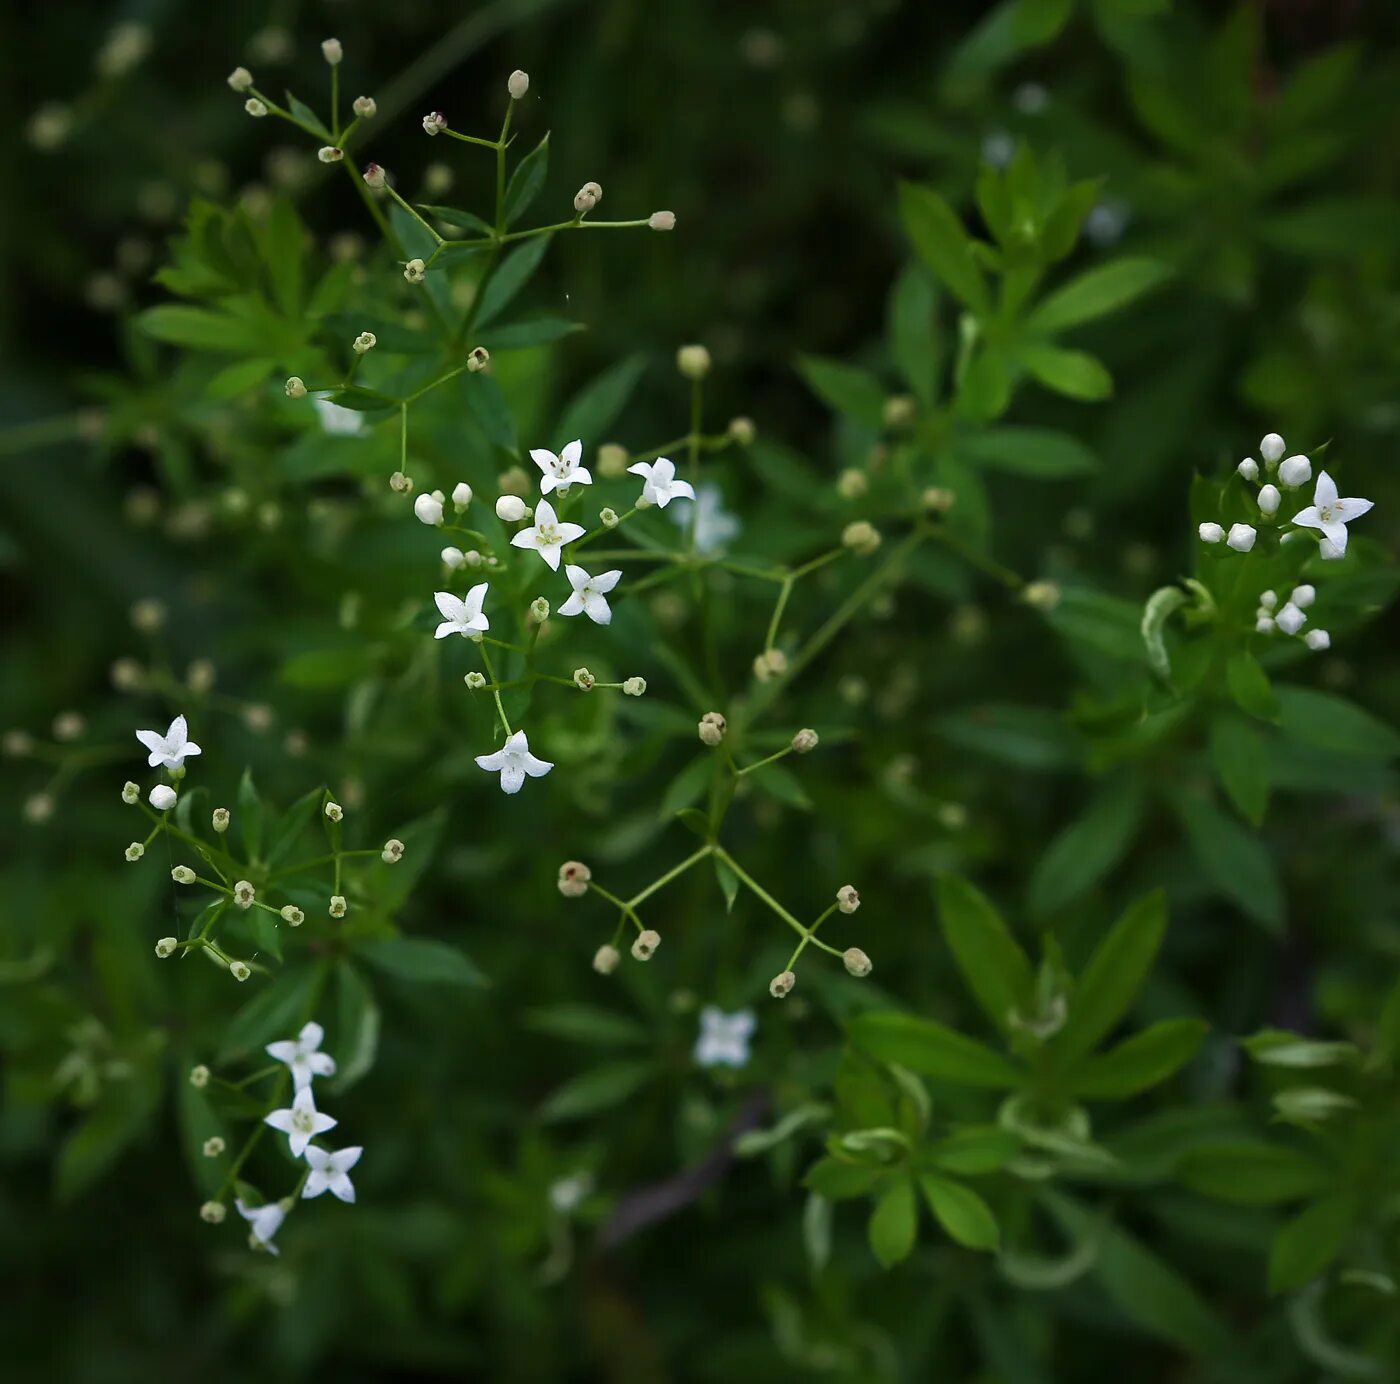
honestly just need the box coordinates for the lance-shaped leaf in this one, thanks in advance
[937,874,1034,1037]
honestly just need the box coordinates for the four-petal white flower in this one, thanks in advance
[1291,471,1374,559]
[265,1022,337,1092]
[475,729,554,795]
[235,1198,286,1254]
[303,1145,363,1203]
[433,583,490,638]
[531,439,592,495]
[509,499,586,571]
[627,456,695,509]
[558,565,622,625]
[265,1086,337,1158]
[694,1006,756,1069]
[135,714,202,770]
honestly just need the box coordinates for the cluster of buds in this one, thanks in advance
[1255,585,1329,650]
[558,860,591,898]
[698,712,727,746]
[752,649,788,682]
[574,181,602,214]
[842,521,882,557]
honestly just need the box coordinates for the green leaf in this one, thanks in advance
[1225,650,1280,721]
[461,370,517,451]
[869,1177,919,1268]
[927,1125,1020,1175]
[714,854,740,913]
[417,204,494,235]
[237,768,264,864]
[1210,711,1271,825]
[56,1088,154,1204]
[1027,775,1145,918]
[538,1059,656,1122]
[1046,588,1144,662]
[803,1157,883,1200]
[1177,1141,1331,1205]
[888,261,941,405]
[136,305,266,354]
[1269,1196,1355,1294]
[285,93,333,141]
[503,133,550,225]
[218,965,318,1063]
[1170,790,1284,933]
[850,1012,1023,1088]
[1068,1019,1207,1098]
[919,1174,1000,1250]
[1055,890,1167,1066]
[357,937,488,988]
[1019,343,1113,401]
[476,233,552,328]
[898,182,988,313]
[524,1003,649,1046]
[331,961,381,1091]
[937,875,1034,1037]
[675,807,710,839]
[795,355,887,428]
[746,762,812,811]
[207,357,275,400]
[280,645,382,689]
[1028,258,1171,334]
[475,315,581,350]
[556,353,647,446]
[937,704,1080,771]
[1275,687,1400,760]
[957,426,1098,478]
[1241,1029,1359,1068]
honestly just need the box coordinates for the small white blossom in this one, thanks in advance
[303,1145,362,1202]
[452,482,473,510]
[265,1086,336,1158]
[422,109,447,136]
[1291,471,1374,558]
[433,584,490,638]
[442,547,465,568]
[1290,584,1316,609]
[245,98,268,118]
[475,729,553,795]
[317,145,343,164]
[135,714,202,770]
[1260,433,1286,465]
[321,37,343,65]
[235,1199,286,1254]
[1198,522,1225,544]
[352,95,377,119]
[558,565,622,625]
[626,456,695,509]
[403,257,426,282]
[508,69,530,99]
[265,1022,337,1091]
[1255,616,1276,633]
[510,499,585,572]
[1258,484,1281,517]
[1305,629,1331,651]
[1259,590,1278,611]
[530,439,592,495]
[549,1172,595,1214]
[694,1006,756,1069]
[228,67,254,92]
[495,494,528,523]
[414,492,445,526]
[1227,523,1257,553]
[1275,603,1307,636]
[363,162,386,190]
[1236,458,1259,482]
[1279,455,1312,487]
[149,784,177,811]
[352,331,376,354]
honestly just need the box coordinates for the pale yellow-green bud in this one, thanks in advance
[467,345,490,372]
[280,905,305,926]
[791,728,819,754]
[324,801,344,822]
[382,838,405,864]
[200,1201,226,1224]
[229,960,252,982]
[698,711,727,746]
[593,944,620,975]
[728,416,755,445]
[155,936,178,958]
[677,344,711,381]
[843,947,873,978]
[203,1136,226,1158]
[122,781,140,804]
[769,970,796,999]
[558,861,592,898]
[842,521,881,557]
[837,468,868,500]
[171,866,196,885]
[329,895,347,918]
[574,667,596,691]
[233,880,256,909]
[189,1064,210,1088]
[212,807,230,833]
[632,930,661,961]
[285,376,307,399]
[837,885,860,914]
[623,677,647,697]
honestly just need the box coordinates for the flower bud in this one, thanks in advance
[623,677,647,697]
[1258,484,1281,517]
[728,416,755,445]
[1305,629,1330,651]
[1198,522,1225,544]
[149,784,177,811]
[121,780,140,804]
[324,801,344,822]
[404,258,427,282]
[171,866,196,885]
[155,936,178,958]
[363,162,387,190]
[1290,584,1316,609]
[649,210,676,231]
[1259,590,1278,611]
[769,970,796,999]
[467,345,490,372]
[464,671,486,690]
[352,95,377,119]
[189,1064,210,1088]
[791,728,819,754]
[842,520,882,557]
[284,375,308,399]
[230,960,251,982]
[882,395,916,429]
[280,905,305,926]
[329,895,347,918]
[1279,455,1312,487]
[382,838,405,864]
[837,468,868,500]
[233,880,256,909]
[494,494,527,523]
[1276,602,1307,636]
[415,493,445,526]
[698,712,728,746]
[1236,458,1259,481]
[125,842,145,862]
[200,1201,226,1224]
[245,98,268,118]
[422,110,448,135]
[558,860,592,898]
[352,331,376,354]
[451,481,473,511]
[1022,580,1061,611]
[318,145,343,164]
[843,947,873,978]
[212,807,230,833]
[321,37,343,65]
[921,486,956,513]
[593,944,620,975]
[600,507,620,528]
[677,344,711,380]
[1260,433,1285,464]
[752,649,788,682]
[1227,523,1257,553]
[228,67,254,92]
[1255,616,1275,633]
[390,470,413,494]
[203,1136,226,1158]
[508,69,530,99]
[574,667,596,691]
[837,884,860,914]
[631,929,661,961]
[574,181,602,213]
[442,546,465,569]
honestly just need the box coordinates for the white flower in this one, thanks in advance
[303,1145,362,1202]
[1279,455,1312,487]
[149,784,178,811]
[314,397,365,436]
[415,492,445,526]
[1258,484,1280,517]
[433,584,490,638]
[235,1199,285,1255]
[475,729,553,795]
[626,456,695,509]
[1198,522,1225,544]
[1291,471,1373,558]
[1227,523,1257,553]
[509,499,585,572]
[1237,458,1259,481]
[558,565,621,625]
[667,482,741,554]
[1305,629,1331,651]
[1275,603,1307,636]
[549,1172,595,1214]
[265,1086,337,1158]
[265,1022,337,1092]
[1260,433,1286,464]
[530,439,592,495]
[1290,584,1316,609]
[136,714,202,770]
[694,1006,756,1068]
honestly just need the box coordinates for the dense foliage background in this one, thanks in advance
[3,1,1400,1380]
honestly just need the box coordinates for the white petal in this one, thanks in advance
[564,564,590,592]
[534,499,559,528]
[561,439,583,468]
[499,762,526,794]
[464,582,490,617]
[1336,497,1374,521]
[582,591,612,625]
[167,715,189,747]
[306,1052,337,1078]
[264,1109,295,1134]
[568,467,593,487]
[558,591,586,617]
[327,1172,356,1203]
[302,1169,330,1198]
[266,1039,298,1064]
[511,529,544,552]
[670,479,696,502]
[626,461,652,479]
[539,474,558,495]
[304,1146,331,1172]
[434,591,465,620]
[180,741,202,759]
[135,729,166,755]
[530,448,559,473]
[537,544,563,571]
[475,749,507,772]
[434,621,460,639]
[591,568,623,594]
[1314,471,1339,510]
[310,1111,338,1135]
[522,752,554,778]
[330,1146,363,1173]
[1290,505,1323,532]
[651,457,675,485]
[556,522,586,545]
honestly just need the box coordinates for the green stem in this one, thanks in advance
[714,849,843,958]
